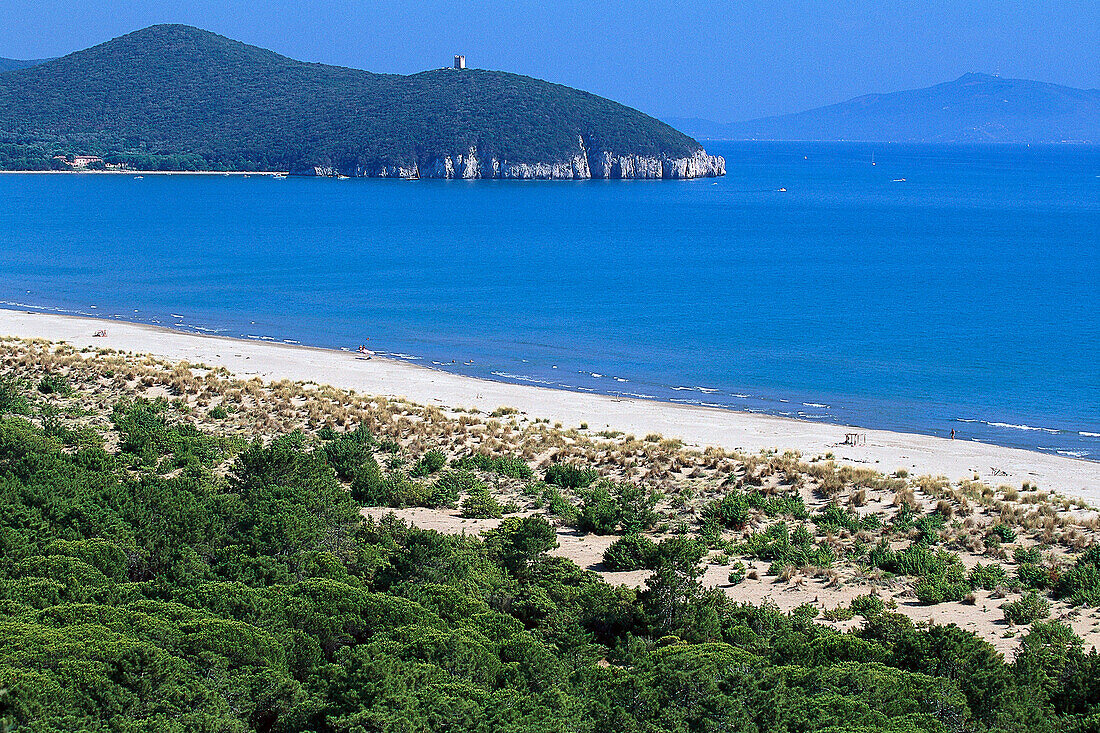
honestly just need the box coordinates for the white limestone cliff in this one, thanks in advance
[291,138,724,180]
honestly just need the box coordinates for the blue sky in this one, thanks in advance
[0,1,1096,121]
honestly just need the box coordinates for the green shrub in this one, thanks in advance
[745,522,791,562]
[495,455,534,479]
[616,482,658,534]
[698,517,723,548]
[0,371,30,414]
[111,397,224,466]
[749,491,808,519]
[727,561,746,585]
[791,603,819,621]
[603,534,658,571]
[1054,546,1100,605]
[208,405,228,419]
[893,544,942,576]
[346,424,377,445]
[322,436,372,480]
[813,503,880,534]
[349,455,384,504]
[989,524,1017,543]
[913,514,946,545]
[868,540,896,570]
[1017,563,1053,591]
[743,522,833,569]
[884,544,960,578]
[1014,546,1042,565]
[42,414,102,450]
[1002,591,1050,625]
[916,575,970,605]
[891,501,918,531]
[969,563,1009,591]
[410,449,446,477]
[544,463,598,489]
[542,484,578,523]
[461,485,503,519]
[377,471,428,508]
[428,469,481,508]
[652,536,706,570]
[702,491,750,529]
[37,372,73,396]
[453,452,533,479]
[850,594,885,617]
[821,605,855,622]
[577,482,620,535]
[791,524,814,547]
[484,516,557,573]
[872,542,969,604]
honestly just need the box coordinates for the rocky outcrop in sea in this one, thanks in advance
[292,139,725,180]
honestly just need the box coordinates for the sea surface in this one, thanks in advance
[1,143,1097,460]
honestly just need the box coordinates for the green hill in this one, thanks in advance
[669,73,1100,144]
[0,57,51,73]
[0,25,723,178]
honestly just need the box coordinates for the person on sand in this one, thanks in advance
[951,429,956,440]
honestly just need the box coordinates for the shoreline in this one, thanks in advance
[3,303,1092,461]
[2,308,1098,501]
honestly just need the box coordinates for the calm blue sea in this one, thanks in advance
[1,142,1097,459]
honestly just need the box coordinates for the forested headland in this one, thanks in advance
[0,25,722,178]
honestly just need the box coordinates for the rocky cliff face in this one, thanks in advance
[292,138,725,180]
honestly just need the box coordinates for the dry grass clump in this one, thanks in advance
[914,475,950,498]
[893,486,919,509]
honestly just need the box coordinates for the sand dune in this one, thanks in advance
[2,307,1097,501]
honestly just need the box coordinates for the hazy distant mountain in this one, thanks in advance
[0,24,723,178]
[0,57,52,72]
[670,74,1100,143]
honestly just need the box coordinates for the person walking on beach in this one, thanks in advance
[951,429,955,440]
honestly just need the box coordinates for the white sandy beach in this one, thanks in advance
[3,307,1098,501]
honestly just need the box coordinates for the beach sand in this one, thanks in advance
[3,307,1098,501]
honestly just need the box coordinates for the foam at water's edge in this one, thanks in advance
[2,303,1093,462]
